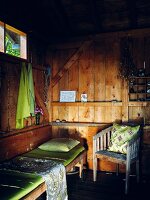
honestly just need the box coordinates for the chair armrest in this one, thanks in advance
[127,133,141,161]
[128,133,140,146]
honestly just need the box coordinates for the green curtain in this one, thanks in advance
[28,63,35,116]
[16,63,35,129]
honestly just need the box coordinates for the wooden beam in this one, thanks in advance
[34,86,49,121]
[52,40,92,87]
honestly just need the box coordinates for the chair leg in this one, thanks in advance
[93,156,97,181]
[125,161,131,194]
[136,159,140,183]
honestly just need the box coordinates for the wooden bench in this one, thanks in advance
[0,125,86,199]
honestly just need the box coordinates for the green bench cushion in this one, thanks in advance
[38,138,80,152]
[22,144,85,166]
[0,169,44,200]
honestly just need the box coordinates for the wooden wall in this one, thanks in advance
[50,37,123,123]
[0,59,20,131]
[0,28,150,172]
[0,125,52,162]
[0,38,49,132]
[46,29,150,171]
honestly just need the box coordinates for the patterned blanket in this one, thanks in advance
[0,157,68,200]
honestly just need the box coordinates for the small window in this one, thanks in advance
[0,20,27,59]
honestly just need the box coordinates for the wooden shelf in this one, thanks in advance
[128,102,150,106]
[52,101,150,107]
[51,121,112,127]
[130,84,146,86]
[129,93,150,94]
[52,101,123,106]
[130,77,150,79]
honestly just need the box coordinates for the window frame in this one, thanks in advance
[0,20,27,60]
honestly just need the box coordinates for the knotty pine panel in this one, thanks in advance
[79,45,94,101]
[52,50,62,101]
[112,38,122,101]
[129,106,150,124]
[88,44,95,101]
[111,106,122,122]
[58,106,69,121]
[51,126,80,140]
[105,39,114,101]
[0,125,51,162]
[68,60,79,96]
[94,107,106,123]
[51,126,59,138]
[59,50,76,125]
[0,62,20,131]
[79,106,95,122]
[68,106,79,122]
[105,37,122,101]
[94,40,106,101]
[51,38,123,124]
[129,106,145,120]
[50,33,150,171]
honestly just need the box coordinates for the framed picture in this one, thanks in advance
[60,91,76,102]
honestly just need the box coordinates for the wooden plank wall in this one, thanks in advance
[50,36,123,123]
[0,60,21,131]
[46,29,150,171]
[0,40,49,132]
[0,125,52,162]
[0,28,150,172]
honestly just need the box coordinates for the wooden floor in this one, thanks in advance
[67,170,150,200]
[37,169,149,200]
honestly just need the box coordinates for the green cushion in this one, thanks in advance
[22,144,85,166]
[108,123,140,154]
[0,169,44,200]
[38,138,80,152]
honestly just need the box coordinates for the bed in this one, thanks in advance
[22,141,86,175]
[0,169,44,200]
[0,138,86,200]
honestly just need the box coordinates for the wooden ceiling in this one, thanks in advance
[1,0,150,42]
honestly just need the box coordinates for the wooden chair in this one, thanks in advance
[93,125,141,194]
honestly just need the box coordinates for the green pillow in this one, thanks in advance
[108,123,140,154]
[38,138,80,152]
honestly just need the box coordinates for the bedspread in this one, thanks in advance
[0,157,68,200]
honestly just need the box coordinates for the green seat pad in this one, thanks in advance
[0,169,44,200]
[22,144,85,166]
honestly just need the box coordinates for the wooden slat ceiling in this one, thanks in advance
[0,0,150,42]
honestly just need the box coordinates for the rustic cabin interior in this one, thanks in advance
[0,0,150,199]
